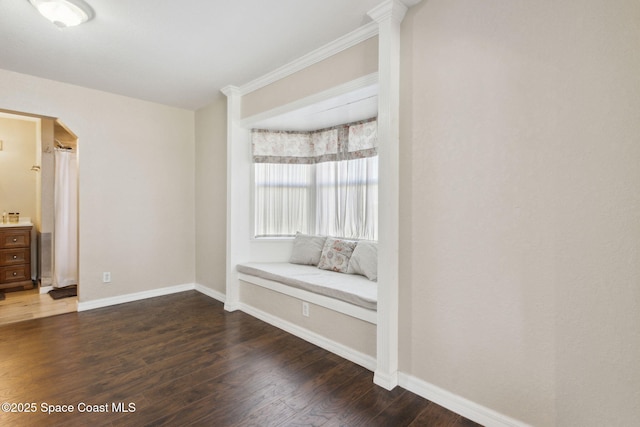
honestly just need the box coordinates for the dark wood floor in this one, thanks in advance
[0,291,481,426]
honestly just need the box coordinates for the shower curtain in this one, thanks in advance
[53,150,78,288]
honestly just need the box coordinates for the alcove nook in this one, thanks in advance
[223,0,408,389]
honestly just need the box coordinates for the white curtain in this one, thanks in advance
[254,157,378,240]
[53,150,78,288]
[254,163,314,237]
[315,156,378,240]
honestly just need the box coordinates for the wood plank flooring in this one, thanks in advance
[0,291,482,427]
[0,287,77,326]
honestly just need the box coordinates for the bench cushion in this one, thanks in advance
[236,262,377,310]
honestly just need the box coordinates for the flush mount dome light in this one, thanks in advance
[29,0,94,28]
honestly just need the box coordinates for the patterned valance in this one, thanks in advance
[252,117,377,164]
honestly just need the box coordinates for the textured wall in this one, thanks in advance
[195,96,227,294]
[0,68,196,302]
[241,37,378,119]
[399,1,640,425]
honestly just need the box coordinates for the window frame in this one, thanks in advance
[252,155,378,240]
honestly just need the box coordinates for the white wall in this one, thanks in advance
[0,69,196,302]
[550,1,640,424]
[400,1,640,426]
[195,95,227,294]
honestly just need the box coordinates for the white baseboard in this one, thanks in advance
[224,302,240,312]
[73,282,524,427]
[238,302,377,372]
[397,372,530,427]
[77,283,196,312]
[77,283,229,312]
[373,369,398,390]
[194,284,226,303]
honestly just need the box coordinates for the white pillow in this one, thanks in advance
[347,241,378,281]
[289,233,327,266]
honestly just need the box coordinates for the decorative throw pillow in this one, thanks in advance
[347,241,378,281]
[289,232,327,266]
[317,237,357,273]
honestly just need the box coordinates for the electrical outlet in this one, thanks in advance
[102,272,111,283]
[302,301,309,317]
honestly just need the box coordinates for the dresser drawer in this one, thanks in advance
[0,248,30,266]
[0,229,30,249]
[0,264,30,283]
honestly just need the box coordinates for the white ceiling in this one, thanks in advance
[250,84,378,131]
[0,0,386,110]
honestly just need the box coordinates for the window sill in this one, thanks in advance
[251,236,295,243]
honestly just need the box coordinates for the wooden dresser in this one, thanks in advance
[0,226,34,290]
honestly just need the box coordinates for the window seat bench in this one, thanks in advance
[236,262,377,324]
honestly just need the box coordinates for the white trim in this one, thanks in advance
[222,86,250,313]
[77,283,196,312]
[72,279,529,427]
[194,284,226,303]
[240,73,379,129]
[73,278,530,427]
[398,373,531,427]
[238,272,377,324]
[368,0,408,23]
[370,0,405,391]
[373,370,399,391]
[220,85,241,98]
[76,283,226,312]
[237,22,379,95]
[238,301,377,372]
[39,285,53,294]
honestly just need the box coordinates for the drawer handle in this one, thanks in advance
[13,272,18,276]
[12,238,17,242]
[13,255,17,259]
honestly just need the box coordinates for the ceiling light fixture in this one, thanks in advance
[29,0,94,28]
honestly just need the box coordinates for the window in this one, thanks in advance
[254,162,314,237]
[253,118,378,240]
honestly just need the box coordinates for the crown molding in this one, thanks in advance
[236,20,379,96]
[221,85,241,97]
[368,0,409,24]
[221,0,425,97]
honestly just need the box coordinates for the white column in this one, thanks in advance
[221,86,251,312]
[368,0,407,390]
